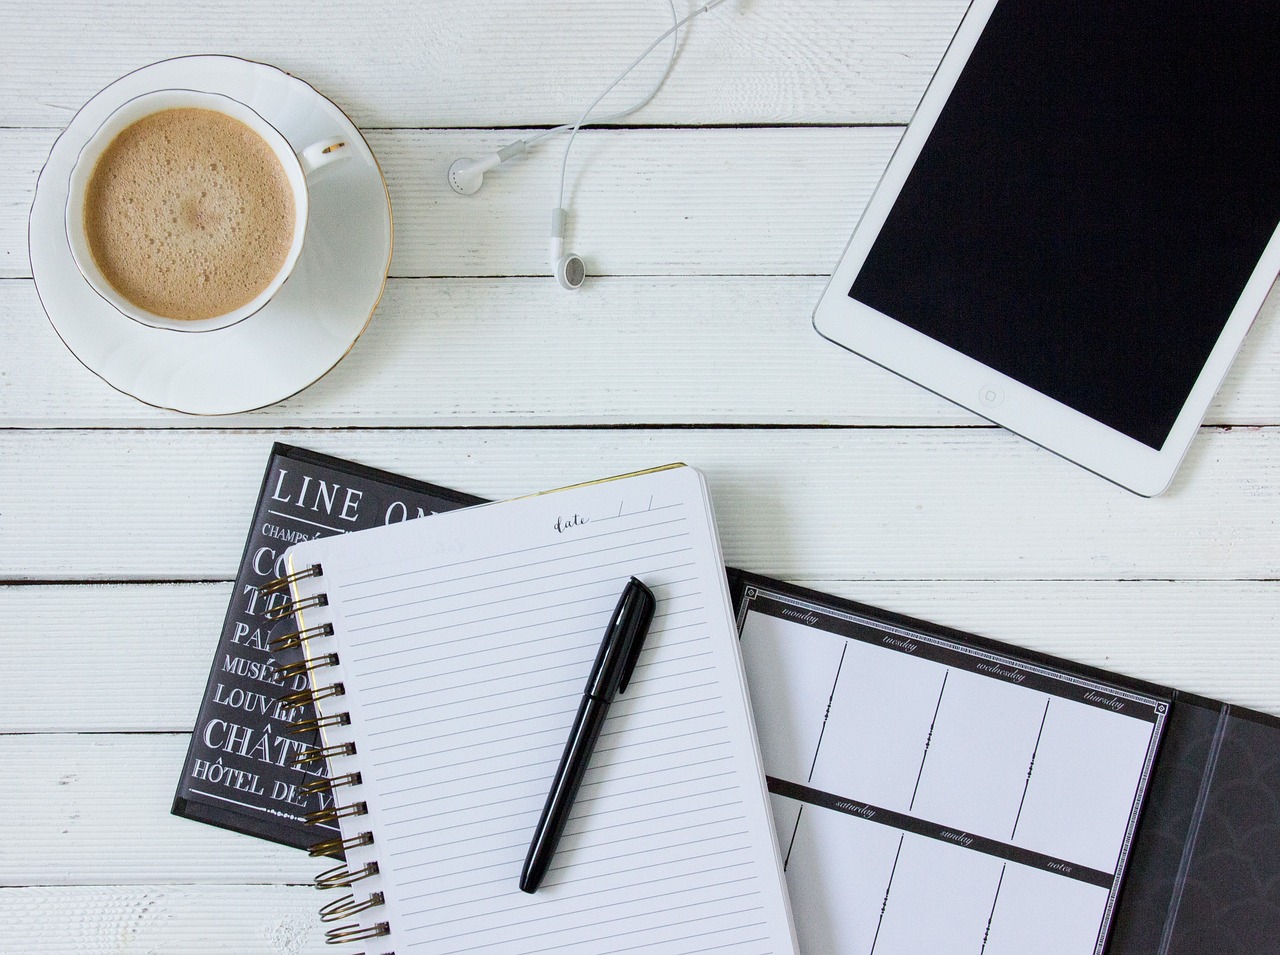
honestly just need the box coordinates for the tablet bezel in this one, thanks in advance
[812,0,1280,496]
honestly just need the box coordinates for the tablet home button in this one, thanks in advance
[978,383,1005,408]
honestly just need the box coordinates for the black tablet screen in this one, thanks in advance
[849,0,1280,449]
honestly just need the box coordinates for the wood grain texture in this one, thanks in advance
[3,277,1278,428]
[0,0,968,128]
[0,735,318,886]
[1,429,1277,583]
[2,885,324,954]
[9,122,1276,427]
[0,583,233,732]
[3,580,1277,737]
[6,126,902,280]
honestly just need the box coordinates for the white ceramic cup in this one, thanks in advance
[65,89,349,332]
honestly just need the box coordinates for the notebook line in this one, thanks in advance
[359,639,711,722]
[362,659,605,718]
[362,679,586,734]
[347,595,705,671]
[425,902,767,954]
[340,532,691,606]
[376,707,727,779]
[385,754,735,809]
[365,676,723,748]
[385,784,739,854]
[425,884,764,947]
[347,574,699,653]
[555,845,753,890]
[344,572,693,631]
[342,528,695,610]
[351,620,604,675]
[376,731,731,796]
[572,767,737,807]
[395,828,753,895]
[365,682,722,758]
[398,837,753,902]
[527,921,770,955]
[399,834,752,906]
[375,706,727,786]
[335,506,689,591]
[408,862,758,924]
[378,727,732,804]
[390,798,743,867]
[348,598,704,674]
[354,617,708,687]
[601,934,771,955]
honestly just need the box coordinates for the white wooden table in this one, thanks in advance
[2,1,1277,951]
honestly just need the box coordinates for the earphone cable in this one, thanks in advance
[557,1,725,211]
[522,0,679,151]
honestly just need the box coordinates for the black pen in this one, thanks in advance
[519,576,656,893]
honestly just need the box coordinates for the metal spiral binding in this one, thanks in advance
[280,682,346,708]
[315,860,380,889]
[290,741,354,767]
[287,711,350,735]
[265,591,328,622]
[302,772,362,797]
[307,800,368,826]
[261,563,323,595]
[320,892,385,922]
[268,571,395,953]
[326,922,390,945]
[274,652,339,681]
[309,830,373,858]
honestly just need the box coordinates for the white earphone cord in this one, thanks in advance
[557,1,726,212]
[521,0,678,153]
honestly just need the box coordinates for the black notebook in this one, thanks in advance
[172,444,484,850]
[726,570,1280,955]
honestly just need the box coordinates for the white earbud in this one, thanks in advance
[551,208,586,290]
[447,142,528,196]
[446,0,730,286]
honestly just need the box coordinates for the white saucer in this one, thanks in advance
[29,56,393,415]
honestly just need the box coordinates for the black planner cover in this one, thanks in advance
[172,444,484,850]
[726,569,1280,954]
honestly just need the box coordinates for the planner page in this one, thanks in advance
[286,466,797,955]
[733,581,1166,955]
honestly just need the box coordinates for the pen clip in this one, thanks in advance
[616,577,656,694]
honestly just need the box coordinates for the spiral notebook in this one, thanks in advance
[274,464,799,953]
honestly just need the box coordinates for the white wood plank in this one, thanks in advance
[0,130,49,277]
[1,428,1277,583]
[0,0,967,128]
[0,735,319,885]
[5,126,900,279]
[374,127,898,279]
[0,583,232,733]
[4,276,1278,428]
[3,581,1277,736]
[9,119,1277,427]
[3,886,323,954]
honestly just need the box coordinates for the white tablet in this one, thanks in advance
[814,0,1280,496]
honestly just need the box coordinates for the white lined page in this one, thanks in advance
[288,466,797,955]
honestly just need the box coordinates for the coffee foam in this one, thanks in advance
[83,108,295,322]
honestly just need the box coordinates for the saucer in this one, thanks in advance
[29,56,393,415]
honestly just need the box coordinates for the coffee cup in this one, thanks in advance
[65,89,349,332]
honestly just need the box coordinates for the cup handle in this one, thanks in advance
[300,137,351,174]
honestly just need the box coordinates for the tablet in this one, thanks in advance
[813,0,1280,495]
